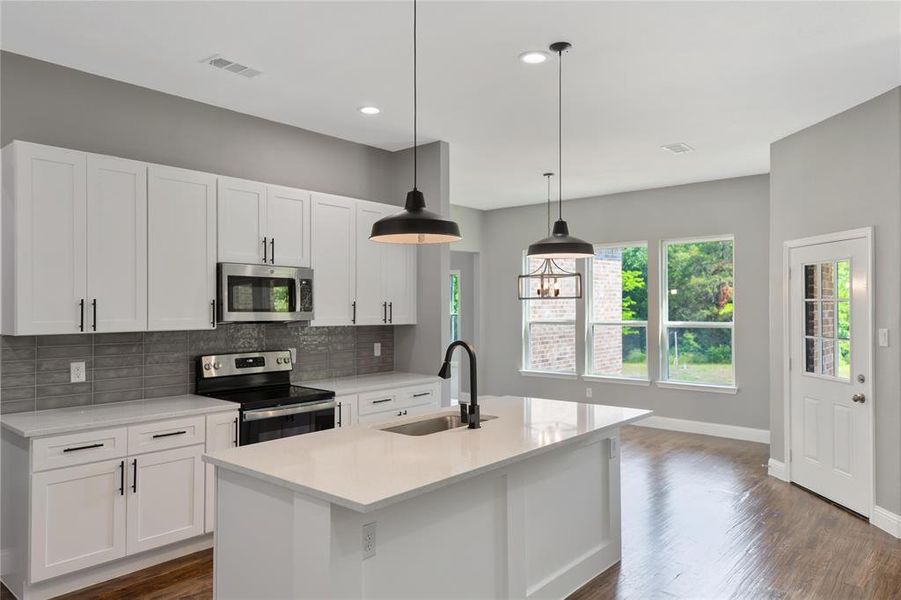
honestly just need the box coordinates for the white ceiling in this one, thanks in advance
[2,1,899,210]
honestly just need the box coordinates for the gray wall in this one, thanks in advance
[0,326,394,414]
[769,88,901,513]
[0,52,399,204]
[450,205,485,254]
[479,175,771,430]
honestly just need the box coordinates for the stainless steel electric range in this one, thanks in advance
[195,350,336,445]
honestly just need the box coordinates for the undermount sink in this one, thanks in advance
[381,413,498,436]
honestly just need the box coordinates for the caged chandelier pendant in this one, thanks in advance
[518,173,584,300]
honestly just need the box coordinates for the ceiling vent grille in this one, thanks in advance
[201,55,262,79]
[661,142,694,154]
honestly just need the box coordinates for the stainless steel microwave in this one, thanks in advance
[217,263,313,323]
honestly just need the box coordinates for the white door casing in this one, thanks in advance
[786,229,873,516]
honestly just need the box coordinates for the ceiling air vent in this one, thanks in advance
[200,55,262,79]
[661,142,694,154]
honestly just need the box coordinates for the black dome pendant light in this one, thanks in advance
[370,0,461,244]
[526,41,593,259]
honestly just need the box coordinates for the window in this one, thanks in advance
[587,244,648,379]
[803,260,851,379]
[522,256,577,374]
[449,270,461,342]
[662,237,734,386]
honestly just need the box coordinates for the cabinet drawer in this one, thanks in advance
[32,427,127,472]
[397,383,440,409]
[127,416,205,455]
[357,390,398,416]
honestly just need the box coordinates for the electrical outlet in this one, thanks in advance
[362,522,377,559]
[374,342,381,357]
[70,361,86,383]
[878,329,889,347]
[585,387,593,398]
[288,347,297,363]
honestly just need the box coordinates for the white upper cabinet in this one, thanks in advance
[147,165,217,331]
[87,154,148,333]
[267,185,311,267]
[218,179,310,267]
[217,176,266,264]
[311,193,356,326]
[355,202,388,325]
[382,239,417,325]
[2,142,87,335]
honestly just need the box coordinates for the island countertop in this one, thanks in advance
[205,395,650,512]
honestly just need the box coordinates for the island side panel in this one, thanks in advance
[214,468,332,600]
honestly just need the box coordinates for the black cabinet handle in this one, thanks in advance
[79,299,85,332]
[337,402,342,427]
[132,459,137,493]
[233,417,239,446]
[413,392,431,398]
[270,238,275,264]
[211,299,216,328]
[382,302,387,323]
[372,398,392,404]
[352,301,356,324]
[91,299,97,331]
[262,236,268,263]
[63,442,104,453]
[388,302,393,323]
[151,430,187,439]
[118,460,125,496]
[404,410,408,416]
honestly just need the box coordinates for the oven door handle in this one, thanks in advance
[242,400,337,422]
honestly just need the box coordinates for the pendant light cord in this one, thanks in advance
[412,0,418,190]
[545,173,552,237]
[557,46,563,220]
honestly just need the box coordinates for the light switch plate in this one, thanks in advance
[585,387,593,398]
[374,343,381,357]
[70,361,86,383]
[878,329,889,347]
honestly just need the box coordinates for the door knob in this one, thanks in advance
[852,393,866,404]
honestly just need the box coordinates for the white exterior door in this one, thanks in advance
[6,142,87,335]
[30,459,127,582]
[311,193,356,326]
[86,154,148,333]
[267,185,311,267]
[147,165,217,331]
[355,202,387,325]
[126,445,205,555]
[204,411,239,533]
[217,176,267,264]
[789,234,872,516]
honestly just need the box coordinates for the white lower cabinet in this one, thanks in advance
[343,383,441,426]
[204,411,239,533]
[335,395,357,428]
[126,445,205,555]
[30,459,127,582]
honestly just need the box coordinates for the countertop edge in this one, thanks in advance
[0,400,237,438]
[205,408,652,513]
[301,373,441,395]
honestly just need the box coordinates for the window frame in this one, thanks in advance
[449,269,461,342]
[585,241,650,382]
[659,234,737,390]
[520,252,578,376]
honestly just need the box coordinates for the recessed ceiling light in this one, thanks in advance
[519,51,548,64]
[359,106,381,115]
[661,142,694,154]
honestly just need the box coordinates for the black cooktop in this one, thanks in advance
[205,385,335,412]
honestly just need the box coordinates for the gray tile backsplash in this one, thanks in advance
[0,324,394,414]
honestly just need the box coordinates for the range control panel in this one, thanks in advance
[199,350,292,378]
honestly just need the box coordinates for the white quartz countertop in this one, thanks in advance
[206,396,650,513]
[0,395,237,438]
[301,371,441,396]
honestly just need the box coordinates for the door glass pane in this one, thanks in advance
[821,301,835,338]
[804,264,818,299]
[805,301,819,336]
[805,338,818,374]
[590,325,647,379]
[837,260,851,299]
[821,338,835,376]
[837,301,850,339]
[838,340,851,379]
[666,327,732,385]
[820,262,835,298]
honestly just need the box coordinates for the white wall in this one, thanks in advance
[769,87,901,513]
[478,175,770,431]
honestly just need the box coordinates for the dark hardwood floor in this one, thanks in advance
[4,425,900,599]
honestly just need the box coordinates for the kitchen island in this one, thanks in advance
[205,396,650,599]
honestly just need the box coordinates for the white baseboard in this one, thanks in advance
[767,458,788,481]
[872,505,901,538]
[634,415,770,444]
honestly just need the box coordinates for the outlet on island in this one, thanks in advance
[70,361,86,383]
[374,342,381,357]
